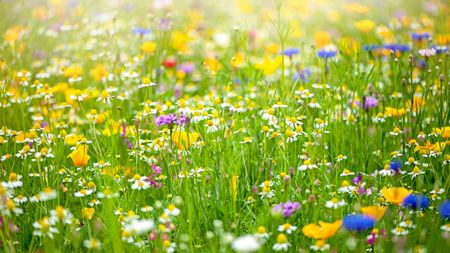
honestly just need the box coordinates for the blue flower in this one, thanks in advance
[432,46,448,54]
[383,44,410,53]
[280,48,300,57]
[402,194,429,210]
[343,214,375,232]
[317,50,337,59]
[411,32,430,41]
[293,68,311,82]
[132,27,151,36]
[440,201,450,220]
[390,159,402,172]
[363,45,380,52]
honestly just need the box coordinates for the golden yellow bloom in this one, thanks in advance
[314,31,331,48]
[338,38,359,56]
[355,20,375,33]
[361,206,386,221]
[302,220,342,240]
[344,3,369,14]
[231,175,238,200]
[171,130,199,150]
[3,26,24,44]
[82,207,95,220]
[381,187,412,205]
[255,56,282,76]
[141,41,157,54]
[91,64,107,81]
[64,134,82,146]
[63,65,82,78]
[68,144,90,167]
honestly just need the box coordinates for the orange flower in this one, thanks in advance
[361,206,386,221]
[302,220,342,240]
[68,144,90,167]
[381,187,412,205]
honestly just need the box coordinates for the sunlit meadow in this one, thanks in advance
[0,0,449,252]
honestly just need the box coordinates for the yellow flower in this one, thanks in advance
[91,64,107,81]
[381,187,412,205]
[171,130,199,150]
[255,56,282,76]
[355,20,375,33]
[82,207,95,220]
[344,3,369,14]
[314,31,331,48]
[361,206,387,221]
[68,144,90,167]
[302,220,342,239]
[141,41,157,54]
[3,26,24,44]
[64,134,82,146]
[171,31,189,53]
[338,38,359,56]
[231,175,238,200]
[63,65,82,78]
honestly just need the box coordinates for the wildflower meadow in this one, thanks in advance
[0,0,449,252]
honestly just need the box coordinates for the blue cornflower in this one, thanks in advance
[383,44,410,53]
[432,46,448,54]
[280,48,300,57]
[440,201,450,220]
[343,214,375,232]
[402,194,429,210]
[317,50,337,58]
[293,68,311,82]
[363,45,380,52]
[390,159,402,172]
[411,32,431,41]
[132,27,151,36]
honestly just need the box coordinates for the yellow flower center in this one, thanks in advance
[55,206,65,219]
[257,226,266,234]
[6,199,15,210]
[9,173,17,182]
[276,233,288,244]
[168,204,176,211]
[315,240,326,248]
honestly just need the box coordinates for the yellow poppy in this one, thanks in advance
[381,187,412,205]
[68,144,90,167]
[302,220,342,240]
[361,206,386,221]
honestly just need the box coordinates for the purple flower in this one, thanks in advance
[125,138,133,149]
[121,123,127,138]
[352,174,362,185]
[177,114,189,125]
[178,62,195,73]
[155,114,177,127]
[272,201,301,218]
[155,114,188,127]
[364,96,378,109]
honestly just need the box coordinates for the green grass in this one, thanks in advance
[0,0,449,252]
